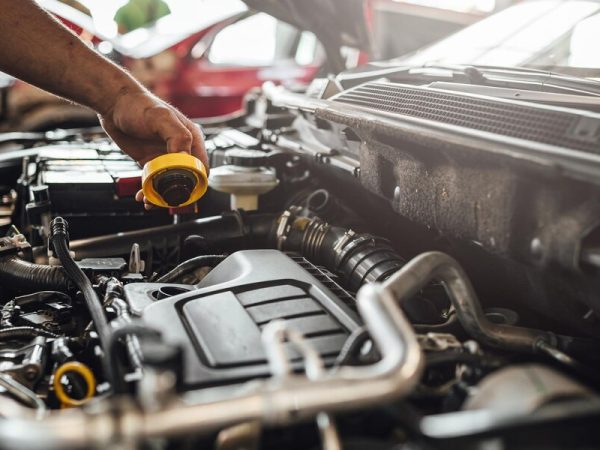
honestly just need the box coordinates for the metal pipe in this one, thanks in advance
[382,251,557,353]
[262,321,342,450]
[143,280,423,435]
[0,260,423,449]
[0,373,45,418]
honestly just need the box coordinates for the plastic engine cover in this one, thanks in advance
[137,250,361,388]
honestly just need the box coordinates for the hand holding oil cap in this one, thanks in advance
[142,153,208,207]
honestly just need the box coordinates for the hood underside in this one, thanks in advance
[242,0,371,71]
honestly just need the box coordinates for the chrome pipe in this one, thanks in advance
[142,281,423,435]
[262,320,342,450]
[0,373,45,418]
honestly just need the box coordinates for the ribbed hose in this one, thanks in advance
[50,217,114,387]
[275,211,405,291]
[0,256,69,293]
[0,326,59,340]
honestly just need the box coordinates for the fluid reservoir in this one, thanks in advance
[209,149,278,211]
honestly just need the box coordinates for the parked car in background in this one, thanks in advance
[118,5,325,118]
[2,0,328,130]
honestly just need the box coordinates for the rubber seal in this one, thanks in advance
[142,153,208,207]
[53,361,96,408]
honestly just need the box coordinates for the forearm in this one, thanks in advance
[0,0,142,115]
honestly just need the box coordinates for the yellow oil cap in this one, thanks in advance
[142,153,208,208]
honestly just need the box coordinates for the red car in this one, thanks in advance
[2,0,327,130]
[116,4,325,118]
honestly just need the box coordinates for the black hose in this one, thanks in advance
[68,211,277,259]
[0,326,59,340]
[156,255,226,283]
[276,209,405,290]
[425,351,504,369]
[0,256,69,293]
[50,217,114,387]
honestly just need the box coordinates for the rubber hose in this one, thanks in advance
[0,326,59,340]
[50,217,114,387]
[0,256,69,293]
[157,255,226,283]
[68,211,277,259]
[276,212,405,291]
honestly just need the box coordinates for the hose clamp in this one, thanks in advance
[332,230,357,269]
[275,208,297,251]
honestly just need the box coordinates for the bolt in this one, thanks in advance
[25,366,38,380]
[530,237,544,259]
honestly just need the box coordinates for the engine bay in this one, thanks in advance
[0,75,600,450]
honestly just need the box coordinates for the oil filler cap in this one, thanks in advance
[142,153,208,208]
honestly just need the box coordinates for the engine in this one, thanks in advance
[0,90,599,450]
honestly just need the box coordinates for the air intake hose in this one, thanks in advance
[272,207,405,291]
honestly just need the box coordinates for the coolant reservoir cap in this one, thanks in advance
[225,149,269,167]
[142,153,208,208]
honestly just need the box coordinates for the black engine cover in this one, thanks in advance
[133,250,360,388]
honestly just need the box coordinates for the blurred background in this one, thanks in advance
[0,0,533,132]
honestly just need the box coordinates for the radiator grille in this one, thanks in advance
[332,82,600,154]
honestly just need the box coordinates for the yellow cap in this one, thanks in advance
[142,153,208,208]
[53,361,96,408]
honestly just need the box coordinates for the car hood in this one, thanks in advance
[241,0,371,70]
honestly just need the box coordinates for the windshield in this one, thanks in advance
[394,0,600,76]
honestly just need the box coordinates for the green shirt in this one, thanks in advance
[114,0,171,33]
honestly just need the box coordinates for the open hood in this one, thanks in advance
[241,0,371,71]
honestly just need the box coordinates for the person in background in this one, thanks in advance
[114,0,171,33]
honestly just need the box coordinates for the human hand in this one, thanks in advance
[99,88,207,166]
[98,88,208,209]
